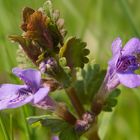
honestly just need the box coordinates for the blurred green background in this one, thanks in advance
[0,0,140,140]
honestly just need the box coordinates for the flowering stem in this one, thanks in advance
[0,113,10,140]
[91,70,111,116]
[66,87,85,118]
[91,80,108,116]
[86,76,108,140]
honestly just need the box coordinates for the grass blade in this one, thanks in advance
[20,107,31,140]
[10,114,13,140]
[0,113,10,140]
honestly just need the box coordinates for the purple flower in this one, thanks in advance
[107,37,140,90]
[0,68,54,110]
[52,136,59,140]
[39,57,57,73]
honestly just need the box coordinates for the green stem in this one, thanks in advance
[66,87,85,118]
[88,77,108,140]
[119,0,140,37]
[20,106,31,140]
[10,114,13,140]
[55,103,76,125]
[85,117,100,140]
[0,113,10,140]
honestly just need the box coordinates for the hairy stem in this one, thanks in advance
[85,117,100,140]
[66,87,85,118]
[88,74,109,140]
[55,103,76,125]
[91,77,108,115]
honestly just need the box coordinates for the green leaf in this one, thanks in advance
[41,119,69,133]
[43,0,67,39]
[43,0,53,18]
[59,37,89,69]
[27,115,48,125]
[108,88,121,98]
[48,23,64,47]
[103,89,121,112]
[27,115,69,133]
[59,127,79,140]
[0,113,10,140]
[75,64,106,105]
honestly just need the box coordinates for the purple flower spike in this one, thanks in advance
[0,68,52,110]
[107,37,140,90]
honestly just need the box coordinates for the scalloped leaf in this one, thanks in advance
[27,115,69,133]
[42,0,53,18]
[74,64,106,105]
[103,89,121,112]
[41,119,69,133]
[43,0,67,38]
[59,37,90,69]
[27,115,79,140]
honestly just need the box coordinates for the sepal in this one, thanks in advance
[103,89,121,112]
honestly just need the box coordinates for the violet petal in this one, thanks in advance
[122,38,140,56]
[34,96,56,110]
[7,95,33,109]
[107,73,120,90]
[117,72,140,88]
[12,68,41,92]
[108,38,122,73]
[0,84,26,100]
[111,37,122,56]
[0,84,33,110]
[52,136,59,140]
[33,87,50,104]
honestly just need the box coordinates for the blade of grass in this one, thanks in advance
[20,106,31,140]
[118,0,140,37]
[0,113,10,140]
[10,114,13,140]
[23,105,37,140]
